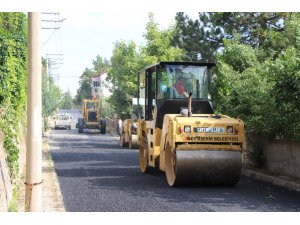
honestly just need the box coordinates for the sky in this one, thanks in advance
[40,12,186,97]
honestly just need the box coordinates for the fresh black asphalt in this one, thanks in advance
[49,115,300,212]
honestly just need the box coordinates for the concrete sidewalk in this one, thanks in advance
[242,169,300,192]
[17,138,65,212]
[40,139,65,212]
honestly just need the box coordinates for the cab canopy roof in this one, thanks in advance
[144,61,216,72]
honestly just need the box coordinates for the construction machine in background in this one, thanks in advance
[120,119,139,149]
[120,102,140,149]
[137,61,244,187]
[77,99,106,134]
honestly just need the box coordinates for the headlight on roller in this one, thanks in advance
[184,125,191,133]
[226,126,233,133]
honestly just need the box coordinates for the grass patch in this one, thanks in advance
[8,186,20,212]
[43,140,53,167]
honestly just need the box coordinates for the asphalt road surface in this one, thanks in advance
[49,111,300,212]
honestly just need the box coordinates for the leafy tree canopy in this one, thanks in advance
[107,40,139,119]
[213,13,300,140]
[172,12,290,61]
[140,13,183,65]
[60,90,74,110]
[106,13,183,119]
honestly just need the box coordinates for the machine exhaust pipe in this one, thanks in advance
[188,93,192,117]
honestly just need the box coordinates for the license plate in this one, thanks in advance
[194,127,225,133]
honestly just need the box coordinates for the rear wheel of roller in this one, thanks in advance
[129,135,139,149]
[120,132,128,147]
[165,142,177,186]
[139,144,149,173]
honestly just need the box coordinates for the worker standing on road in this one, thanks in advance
[116,116,122,136]
[100,115,107,134]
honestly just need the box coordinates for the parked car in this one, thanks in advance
[53,113,72,130]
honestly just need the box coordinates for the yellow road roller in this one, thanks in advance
[120,119,139,149]
[137,62,244,186]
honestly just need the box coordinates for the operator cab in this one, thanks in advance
[137,62,216,128]
[84,99,99,122]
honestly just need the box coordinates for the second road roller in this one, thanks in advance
[136,61,244,186]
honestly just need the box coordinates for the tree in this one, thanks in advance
[266,48,300,139]
[172,12,210,61]
[140,13,183,65]
[107,40,139,119]
[213,13,300,140]
[92,54,110,74]
[75,68,94,104]
[107,13,184,118]
[42,58,62,118]
[213,39,274,135]
[60,90,74,109]
[172,12,290,61]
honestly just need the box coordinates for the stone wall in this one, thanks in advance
[0,130,26,212]
[245,133,300,180]
[264,140,300,179]
[0,137,12,211]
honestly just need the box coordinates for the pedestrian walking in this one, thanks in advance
[116,116,122,136]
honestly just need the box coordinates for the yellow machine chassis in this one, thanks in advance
[138,114,244,186]
[120,119,139,149]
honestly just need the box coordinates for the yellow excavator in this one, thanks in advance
[137,62,244,186]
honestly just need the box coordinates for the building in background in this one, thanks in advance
[91,72,112,99]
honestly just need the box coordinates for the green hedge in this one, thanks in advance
[0,13,28,181]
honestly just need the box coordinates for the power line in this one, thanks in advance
[42,13,66,79]
[51,75,79,78]
[41,12,66,30]
[41,12,66,47]
[42,29,57,47]
[41,12,60,15]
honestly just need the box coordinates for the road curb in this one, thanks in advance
[242,169,300,192]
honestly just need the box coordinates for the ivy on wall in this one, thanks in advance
[0,12,28,181]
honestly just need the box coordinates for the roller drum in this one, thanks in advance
[129,134,139,149]
[165,149,242,186]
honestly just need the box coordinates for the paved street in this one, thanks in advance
[48,113,300,212]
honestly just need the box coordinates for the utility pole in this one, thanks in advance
[42,12,65,82]
[25,12,42,212]
[46,53,64,82]
[41,12,66,30]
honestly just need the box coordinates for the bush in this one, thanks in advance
[0,13,27,180]
[214,40,300,140]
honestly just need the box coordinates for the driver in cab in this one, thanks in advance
[173,75,189,97]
